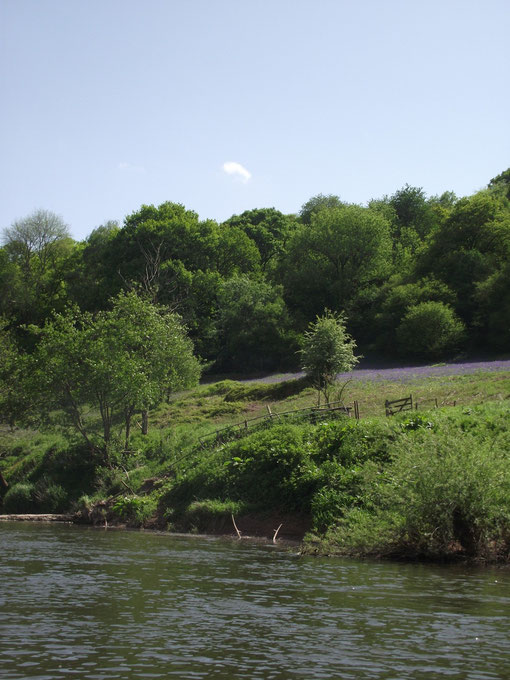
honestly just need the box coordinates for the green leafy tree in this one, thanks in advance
[1,209,75,326]
[488,167,510,200]
[223,208,297,270]
[396,301,466,358]
[418,190,510,325]
[474,262,510,350]
[373,277,457,354]
[65,220,120,313]
[29,292,201,458]
[299,194,344,225]
[215,276,296,371]
[2,209,71,276]
[110,202,259,291]
[0,248,22,320]
[299,311,359,405]
[389,185,439,239]
[282,204,392,320]
[0,319,28,427]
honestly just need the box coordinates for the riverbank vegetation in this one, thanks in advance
[2,369,510,561]
[1,168,510,562]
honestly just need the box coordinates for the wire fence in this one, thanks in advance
[198,392,461,449]
[198,399,358,448]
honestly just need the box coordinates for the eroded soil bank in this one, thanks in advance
[0,511,310,545]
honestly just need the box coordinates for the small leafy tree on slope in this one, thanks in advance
[28,291,200,461]
[299,311,359,406]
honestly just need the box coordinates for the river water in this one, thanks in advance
[1,523,509,679]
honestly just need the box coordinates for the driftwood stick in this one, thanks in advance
[120,479,135,494]
[231,514,242,539]
[273,523,283,543]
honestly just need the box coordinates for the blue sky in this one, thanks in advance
[1,0,508,241]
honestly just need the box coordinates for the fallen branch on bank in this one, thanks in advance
[231,514,242,539]
[273,523,283,543]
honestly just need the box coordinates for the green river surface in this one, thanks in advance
[1,522,510,679]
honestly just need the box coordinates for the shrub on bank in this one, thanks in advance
[159,423,320,518]
[312,419,395,466]
[222,424,319,509]
[111,494,158,527]
[33,479,69,512]
[3,482,37,513]
[2,478,68,513]
[167,498,249,533]
[320,421,510,560]
[159,419,402,531]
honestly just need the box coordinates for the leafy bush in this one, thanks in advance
[313,419,395,466]
[221,424,319,509]
[396,301,465,358]
[37,442,98,499]
[399,413,435,432]
[168,499,248,533]
[33,479,68,512]
[3,482,37,513]
[160,424,319,516]
[327,425,510,559]
[3,478,68,513]
[111,495,157,526]
[94,466,128,497]
[311,475,361,533]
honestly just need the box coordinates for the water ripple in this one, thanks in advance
[1,523,510,679]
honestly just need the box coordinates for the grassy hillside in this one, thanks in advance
[2,370,510,561]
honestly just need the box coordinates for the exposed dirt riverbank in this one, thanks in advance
[0,512,308,547]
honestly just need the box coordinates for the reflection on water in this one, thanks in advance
[1,522,509,679]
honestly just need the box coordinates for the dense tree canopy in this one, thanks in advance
[223,208,297,271]
[299,194,344,225]
[3,167,510,508]
[1,166,509,388]
[281,204,392,320]
[215,276,296,371]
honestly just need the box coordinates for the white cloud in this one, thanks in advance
[222,161,251,183]
[118,161,147,174]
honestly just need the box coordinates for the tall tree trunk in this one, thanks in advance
[0,470,8,492]
[141,409,149,435]
[124,405,135,451]
[65,385,96,454]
